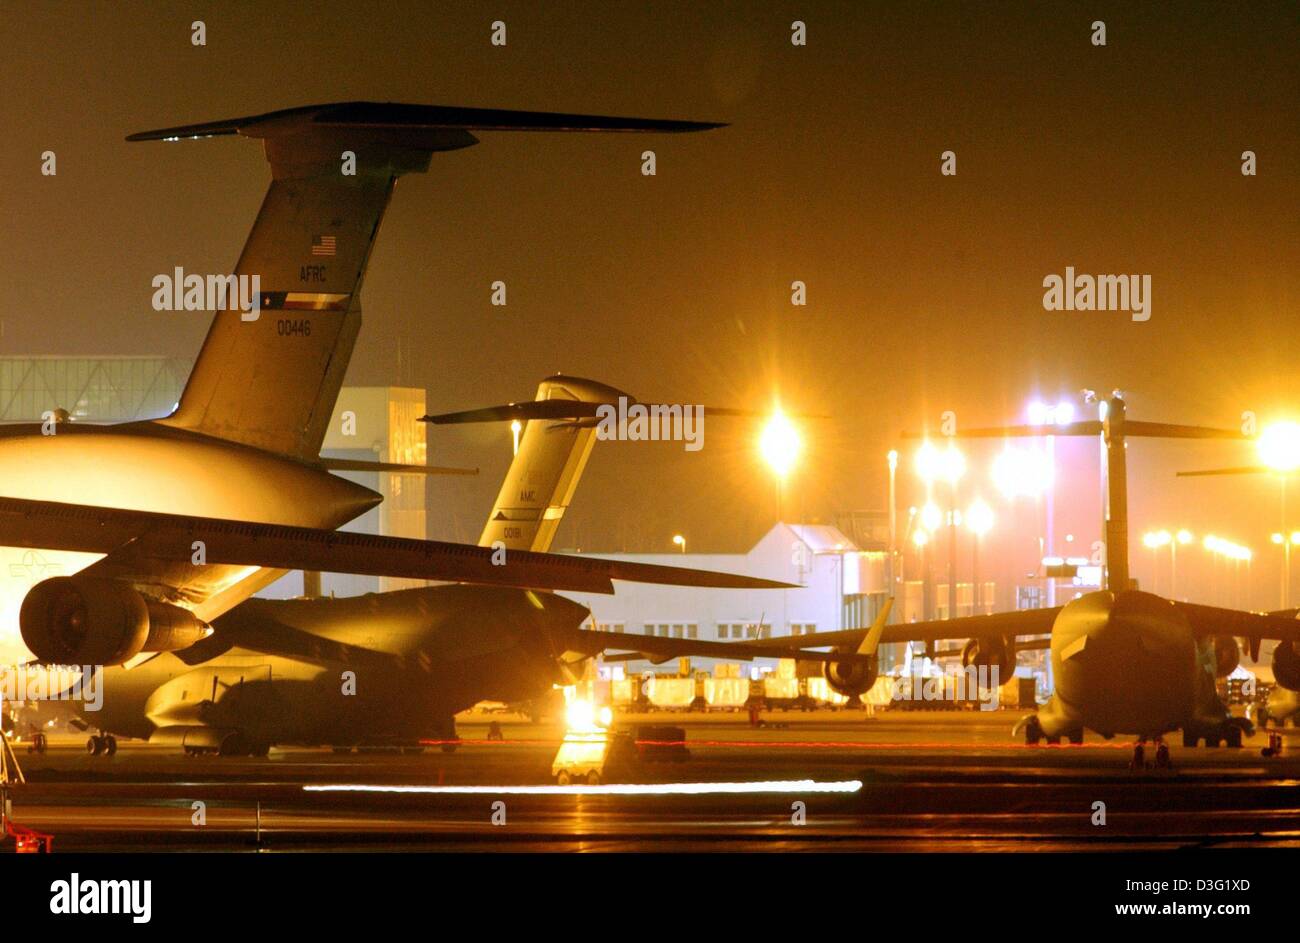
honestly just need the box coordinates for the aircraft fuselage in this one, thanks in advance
[1040,589,1227,739]
[76,585,591,751]
[0,419,381,660]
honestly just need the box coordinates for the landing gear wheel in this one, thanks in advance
[104,735,117,756]
[1022,715,1043,745]
[1154,741,1171,768]
[1130,742,1146,770]
[86,735,103,756]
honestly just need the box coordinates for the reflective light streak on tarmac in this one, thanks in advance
[304,779,864,796]
[418,738,1133,750]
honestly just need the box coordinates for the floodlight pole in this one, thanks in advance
[1170,541,1178,601]
[947,483,958,619]
[1046,434,1057,606]
[1101,396,1131,592]
[1283,479,1291,610]
[887,450,898,618]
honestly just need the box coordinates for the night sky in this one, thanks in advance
[1,2,1296,604]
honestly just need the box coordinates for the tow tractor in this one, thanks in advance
[552,697,619,785]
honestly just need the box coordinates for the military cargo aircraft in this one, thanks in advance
[641,393,1300,766]
[0,103,851,756]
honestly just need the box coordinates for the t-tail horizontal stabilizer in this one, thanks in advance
[424,375,800,554]
[904,421,1247,441]
[317,458,478,477]
[902,394,1252,593]
[130,103,721,462]
[1177,466,1277,478]
[126,101,725,144]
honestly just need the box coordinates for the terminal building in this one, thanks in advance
[0,356,191,423]
[561,523,903,676]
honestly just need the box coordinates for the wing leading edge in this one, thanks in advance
[0,496,793,597]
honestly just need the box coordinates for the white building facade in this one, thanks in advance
[561,523,894,674]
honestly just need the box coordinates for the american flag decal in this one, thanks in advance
[311,234,337,257]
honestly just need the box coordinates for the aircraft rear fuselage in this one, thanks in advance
[0,421,379,524]
[0,420,381,657]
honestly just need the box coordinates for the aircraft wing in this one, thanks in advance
[581,631,873,666]
[1174,601,1300,643]
[169,614,401,671]
[597,601,890,666]
[735,607,1062,651]
[724,602,1299,657]
[932,636,1052,654]
[0,496,793,597]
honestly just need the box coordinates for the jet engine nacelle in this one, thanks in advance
[961,636,1014,679]
[1273,640,1300,692]
[823,650,878,698]
[1212,636,1240,678]
[20,576,210,665]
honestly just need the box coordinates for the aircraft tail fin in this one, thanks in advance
[426,376,626,553]
[858,598,894,656]
[423,375,771,553]
[132,102,720,459]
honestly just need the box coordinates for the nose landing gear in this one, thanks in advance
[1130,740,1145,770]
[1016,714,1044,744]
[1129,737,1171,770]
[1154,738,1171,768]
